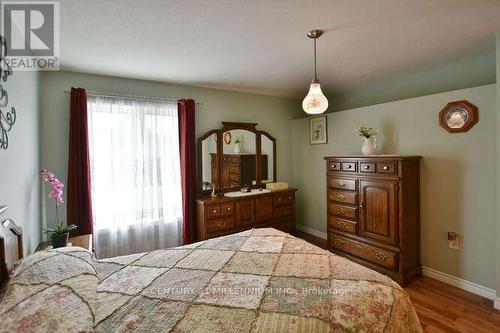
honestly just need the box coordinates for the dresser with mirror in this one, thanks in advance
[197,122,296,240]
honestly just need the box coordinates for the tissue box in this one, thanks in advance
[266,182,289,191]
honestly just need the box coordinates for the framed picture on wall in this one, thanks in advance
[309,115,328,144]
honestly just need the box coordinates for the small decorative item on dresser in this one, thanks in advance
[357,124,376,155]
[439,100,478,133]
[233,137,241,154]
[309,115,328,144]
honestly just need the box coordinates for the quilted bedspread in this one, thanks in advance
[0,228,422,332]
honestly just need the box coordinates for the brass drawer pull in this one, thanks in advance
[374,252,387,262]
[336,221,346,230]
[212,209,217,214]
[336,208,346,215]
[364,165,370,170]
[217,220,226,228]
[383,166,389,171]
[336,193,346,200]
[337,181,346,187]
[333,239,342,247]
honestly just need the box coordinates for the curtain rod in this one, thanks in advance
[63,90,203,105]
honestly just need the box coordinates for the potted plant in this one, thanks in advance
[41,169,77,248]
[234,137,242,154]
[45,223,77,248]
[357,125,377,155]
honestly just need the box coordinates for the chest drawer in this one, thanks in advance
[341,162,357,172]
[330,233,397,270]
[327,161,341,171]
[274,192,294,206]
[221,202,234,216]
[328,202,357,220]
[328,216,357,234]
[360,162,376,173]
[207,216,235,234]
[328,190,357,205]
[273,205,294,219]
[328,177,356,191]
[205,204,221,219]
[377,162,397,174]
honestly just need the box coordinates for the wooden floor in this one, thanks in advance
[292,231,500,333]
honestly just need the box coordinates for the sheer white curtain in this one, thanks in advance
[87,95,182,259]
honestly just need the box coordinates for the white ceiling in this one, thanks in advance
[60,0,500,97]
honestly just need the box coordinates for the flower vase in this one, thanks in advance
[361,137,376,155]
[51,232,69,248]
[234,143,241,154]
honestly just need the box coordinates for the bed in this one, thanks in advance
[0,223,421,332]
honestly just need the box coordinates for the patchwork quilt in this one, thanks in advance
[0,228,422,332]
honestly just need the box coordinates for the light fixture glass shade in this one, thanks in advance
[302,82,328,114]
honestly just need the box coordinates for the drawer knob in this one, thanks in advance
[288,196,292,200]
[383,166,389,171]
[333,239,342,247]
[375,252,387,262]
[337,193,346,200]
[336,208,346,215]
[346,165,352,169]
[227,207,231,211]
[212,209,217,214]
[217,220,226,228]
[278,198,282,201]
[359,202,364,209]
[337,221,346,229]
[364,165,370,170]
[331,164,336,169]
[337,181,346,187]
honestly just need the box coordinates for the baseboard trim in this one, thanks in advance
[295,224,327,240]
[421,266,496,301]
[296,225,499,304]
[494,297,500,310]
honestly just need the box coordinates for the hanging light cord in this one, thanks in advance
[313,37,318,82]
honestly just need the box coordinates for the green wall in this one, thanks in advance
[496,33,500,303]
[327,54,496,112]
[290,84,497,289]
[40,71,300,228]
[0,72,41,254]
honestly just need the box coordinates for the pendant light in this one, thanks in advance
[302,29,328,114]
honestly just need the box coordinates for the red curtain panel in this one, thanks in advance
[177,99,196,244]
[67,88,94,236]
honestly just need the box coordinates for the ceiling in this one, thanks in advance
[60,0,500,97]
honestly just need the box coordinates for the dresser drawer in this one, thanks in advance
[328,177,356,191]
[328,190,357,205]
[359,162,375,173]
[274,192,294,206]
[377,162,397,174]
[328,202,357,220]
[341,162,357,172]
[221,203,234,216]
[207,216,235,233]
[205,204,221,219]
[330,233,397,270]
[273,204,294,219]
[327,161,341,171]
[328,216,357,234]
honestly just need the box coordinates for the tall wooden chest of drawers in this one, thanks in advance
[324,155,421,285]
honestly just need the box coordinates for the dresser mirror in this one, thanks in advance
[198,122,276,194]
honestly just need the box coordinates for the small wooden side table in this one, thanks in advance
[37,234,93,252]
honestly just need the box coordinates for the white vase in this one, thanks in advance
[361,137,376,155]
[234,143,241,154]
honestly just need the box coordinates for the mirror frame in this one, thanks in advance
[197,122,276,195]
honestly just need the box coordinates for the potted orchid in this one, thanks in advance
[41,169,77,248]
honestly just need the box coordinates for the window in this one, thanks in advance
[87,95,182,258]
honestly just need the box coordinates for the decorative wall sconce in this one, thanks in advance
[0,34,16,150]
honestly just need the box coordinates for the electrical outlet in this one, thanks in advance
[448,232,459,250]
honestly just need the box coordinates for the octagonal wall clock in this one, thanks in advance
[439,100,478,133]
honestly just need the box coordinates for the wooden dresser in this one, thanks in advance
[211,154,268,188]
[196,189,296,240]
[324,155,421,285]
